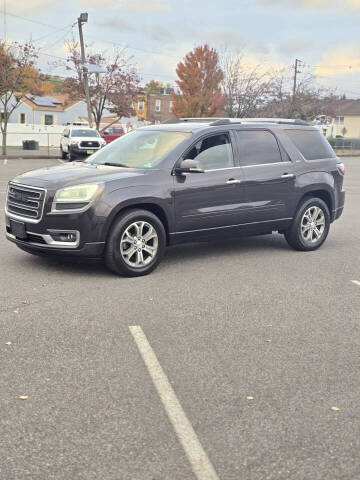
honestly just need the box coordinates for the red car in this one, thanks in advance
[100,126,125,144]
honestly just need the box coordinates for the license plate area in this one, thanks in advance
[10,219,27,240]
[87,149,94,155]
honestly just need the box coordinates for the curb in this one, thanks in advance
[0,156,61,160]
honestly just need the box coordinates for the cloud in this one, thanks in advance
[102,18,135,31]
[259,0,360,9]
[121,0,169,13]
[144,25,173,43]
[7,0,54,15]
[315,45,360,76]
[278,39,312,56]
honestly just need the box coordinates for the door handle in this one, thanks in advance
[281,173,295,179]
[226,178,241,184]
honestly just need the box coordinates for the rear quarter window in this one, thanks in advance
[286,129,336,160]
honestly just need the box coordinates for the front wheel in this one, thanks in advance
[285,197,330,251]
[60,146,68,159]
[105,209,166,277]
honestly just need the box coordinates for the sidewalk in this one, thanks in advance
[0,148,61,159]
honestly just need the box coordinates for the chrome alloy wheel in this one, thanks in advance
[120,221,158,268]
[300,206,326,244]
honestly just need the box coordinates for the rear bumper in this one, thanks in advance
[333,190,345,221]
[6,231,105,258]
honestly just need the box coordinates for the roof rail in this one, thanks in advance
[161,117,310,126]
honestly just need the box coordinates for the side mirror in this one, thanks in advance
[103,130,109,136]
[175,159,204,174]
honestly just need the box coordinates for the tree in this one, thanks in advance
[221,51,276,118]
[144,80,163,93]
[260,71,339,121]
[0,41,39,154]
[172,44,224,118]
[64,40,140,130]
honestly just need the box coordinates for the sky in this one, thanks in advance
[3,0,360,97]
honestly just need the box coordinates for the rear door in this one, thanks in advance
[234,129,295,223]
[174,131,245,233]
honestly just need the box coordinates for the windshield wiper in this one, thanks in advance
[102,162,129,168]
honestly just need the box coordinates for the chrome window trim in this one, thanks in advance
[189,161,292,173]
[6,182,47,224]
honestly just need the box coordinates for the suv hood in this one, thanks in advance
[11,162,149,189]
[68,136,102,143]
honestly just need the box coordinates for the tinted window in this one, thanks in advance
[236,130,282,166]
[286,129,336,160]
[185,134,234,170]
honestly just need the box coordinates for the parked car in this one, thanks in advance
[100,126,125,144]
[6,118,345,277]
[60,126,106,161]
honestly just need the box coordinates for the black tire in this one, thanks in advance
[105,209,166,277]
[285,197,330,251]
[69,148,76,161]
[60,146,68,159]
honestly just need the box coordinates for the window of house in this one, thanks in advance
[155,99,161,112]
[44,115,54,125]
[335,116,344,125]
[235,130,282,166]
[20,113,26,124]
[169,100,173,113]
[184,133,234,170]
[138,100,144,112]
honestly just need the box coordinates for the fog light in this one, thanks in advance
[49,231,77,243]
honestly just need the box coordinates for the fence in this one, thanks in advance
[1,131,63,157]
[328,137,360,153]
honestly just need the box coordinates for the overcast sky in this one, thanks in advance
[3,0,360,97]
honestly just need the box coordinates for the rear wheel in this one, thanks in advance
[285,197,330,251]
[105,209,166,277]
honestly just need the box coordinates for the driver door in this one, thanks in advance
[174,132,245,234]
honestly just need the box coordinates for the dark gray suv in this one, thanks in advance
[5,118,345,276]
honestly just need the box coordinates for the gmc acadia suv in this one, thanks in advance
[5,118,345,277]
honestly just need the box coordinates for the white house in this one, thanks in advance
[4,94,90,126]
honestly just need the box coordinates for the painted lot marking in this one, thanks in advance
[3,159,7,165]
[129,325,220,480]
[351,280,360,287]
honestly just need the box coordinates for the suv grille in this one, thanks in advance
[6,183,46,221]
[80,141,100,148]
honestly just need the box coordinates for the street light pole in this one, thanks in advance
[77,13,93,128]
[292,58,302,117]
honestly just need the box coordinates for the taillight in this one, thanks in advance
[337,162,345,175]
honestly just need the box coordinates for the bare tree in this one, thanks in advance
[221,51,276,118]
[64,40,139,130]
[0,41,38,154]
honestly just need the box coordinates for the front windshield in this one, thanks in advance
[71,129,100,137]
[86,129,190,168]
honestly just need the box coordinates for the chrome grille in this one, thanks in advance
[6,183,46,221]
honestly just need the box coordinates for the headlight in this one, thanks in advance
[70,140,78,145]
[52,183,103,212]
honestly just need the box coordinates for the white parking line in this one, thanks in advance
[3,159,7,165]
[129,325,220,480]
[57,159,66,164]
[351,280,360,287]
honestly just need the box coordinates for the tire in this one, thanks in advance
[105,209,166,277]
[69,148,76,161]
[60,146,68,159]
[285,197,330,251]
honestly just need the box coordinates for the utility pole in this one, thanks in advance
[77,13,93,128]
[292,58,302,117]
[4,0,7,43]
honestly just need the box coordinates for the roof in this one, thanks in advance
[333,99,360,115]
[22,94,81,112]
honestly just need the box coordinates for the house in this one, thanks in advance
[4,94,89,126]
[328,99,360,138]
[132,88,174,124]
[146,88,174,124]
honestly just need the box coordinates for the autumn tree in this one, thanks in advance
[64,40,140,129]
[172,44,224,118]
[144,80,163,93]
[0,41,39,154]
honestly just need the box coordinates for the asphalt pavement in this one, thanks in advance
[0,157,359,480]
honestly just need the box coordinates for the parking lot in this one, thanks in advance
[0,157,359,480]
